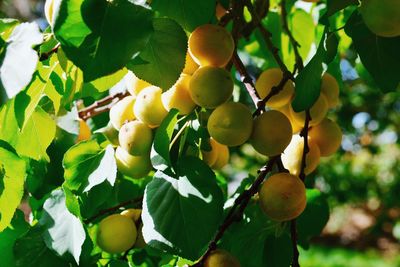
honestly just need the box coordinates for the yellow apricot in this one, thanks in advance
[259,173,306,222]
[189,66,233,108]
[359,0,400,37]
[121,209,146,248]
[109,96,136,130]
[121,209,142,223]
[189,24,234,67]
[204,249,241,267]
[97,214,137,254]
[290,94,328,127]
[276,104,303,134]
[202,138,230,169]
[118,121,153,156]
[207,102,253,147]
[125,71,152,96]
[255,68,295,109]
[321,73,339,108]
[76,119,91,142]
[182,53,200,75]
[251,110,292,156]
[212,144,229,170]
[162,74,196,115]
[115,147,152,179]
[309,118,342,157]
[201,139,219,167]
[281,135,321,176]
[134,86,168,128]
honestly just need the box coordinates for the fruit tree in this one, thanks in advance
[0,0,399,266]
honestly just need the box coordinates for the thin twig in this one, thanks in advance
[191,157,278,267]
[39,43,61,61]
[298,110,311,182]
[290,219,300,267]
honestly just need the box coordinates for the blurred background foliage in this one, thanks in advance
[2,0,400,266]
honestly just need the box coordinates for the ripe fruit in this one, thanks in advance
[320,73,339,108]
[121,209,142,223]
[118,121,153,156]
[359,0,400,37]
[189,24,234,67]
[281,135,321,176]
[255,68,295,109]
[309,118,342,157]
[182,53,199,75]
[134,86,168,128]
[109,96,136,130]
[259,173,306,221]
[162,74,196,115]
[115,147,152,179]
[251,110,292,156]
[207,102,253,147]
[204,249,241,267]
[96,214,137,254]
[121,209,146,248]
[125,71,152,96]
[276,104,303,134]
[290,94,328,127]
[189,66,233,109]
[202,138,229,169]
[76,119,91,142]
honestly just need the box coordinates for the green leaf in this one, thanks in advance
[63,141,117,193]
[13,225,70,267]
[151,109,179,171]
[263,235,293,267]
[54,0,153,82]
[0,210,29,266]
[39,189,86,264]
[297,189,329,248]
[81,68,128,95]
[0,147,26,231]
[321,0,359,21]
[142,156,224,260]
[289,9,314,60]
[128,18,187,90]
[0,22,43,98]
[0,18,19,39]
[151,0,215,32]
[344,11,400,92]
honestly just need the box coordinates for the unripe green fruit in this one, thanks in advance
[259,173,306,221]
[109,96,136,130]
[115,147,152,179]
[118,121,153,156]
[125,71,152,96]
[290,94,328,127]
[251,110,292,156]
[281,135,321,176]
[134,86,168,128]
[162,74,196,115]
[321,73,339,108]
[96,214,137,254]
[359,0,400,37]
[189,66,233,109]
[189,24,234,67]
[309,118,342,157]
[204,249,241,267]
[255,68,295,109]
[207,102,253,147]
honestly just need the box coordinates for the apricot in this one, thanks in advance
[189,66,233,109]
[259,173,306,221]
[251,110,292,156]
[134,86,168,128]
[121,209,146,248]
[162,74,196,115]
[109,96,136,130]
[276,104,303,134]
[255,68,295,109]
[125,71,152,96]
[309,118,342,157]
[202,138,229,169]
[96,214,137,254]
[115,147,152,179]
[320,73,339,108]
[100,122,120,146]
[182,52,200,75]
[359,0,400,37]
[188,24,234,67]
[212,144,229,170]
[207,102,253,147]
[76,119,91,142]
[290,94,328,127]
[281,135,321,176]
[118,121,153,156]
[204,249,241,267]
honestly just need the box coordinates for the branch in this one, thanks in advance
[84,196,143,224]
[280,0,304,70]
[290,219,300,267]
[78,91,130,120]
[39,43,61,61]
[298,109,311,182]
[191,157,278,267]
